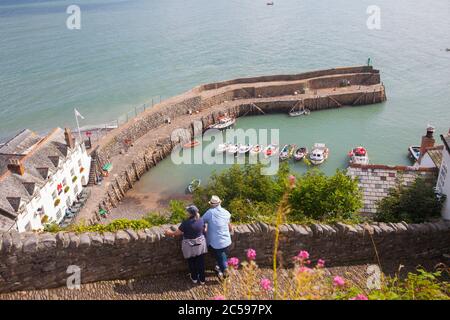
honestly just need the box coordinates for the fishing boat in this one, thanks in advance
[267,1,274,5]
[227,144,239,155]
[250,144,262,156]
[264,144,279,157]
[408,146,421,162]
[187,179,201,193]
[279,144,296,161]
[183,140,200,148]
[216,143,229,153]
[294,147,308,161]
[309,143,329,165]
[238,144,252,155]
[209,116,236,130]
[348,146,369,165]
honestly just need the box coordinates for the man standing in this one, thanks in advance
[202,195,232,278]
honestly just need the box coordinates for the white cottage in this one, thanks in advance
[0,128,91,232]
[437,133,450,221]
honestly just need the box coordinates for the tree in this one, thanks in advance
[288,169,362,221]
[375,177,443,223]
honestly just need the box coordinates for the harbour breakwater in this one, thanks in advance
[0,220,448,293]
[78,66,386,224]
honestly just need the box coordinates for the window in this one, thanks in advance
[78,159,82,167]
[62,178,67,186]
[52,190,58,200]
[74,184,79,195]
[70,168,75,176]
[25,222,32,232]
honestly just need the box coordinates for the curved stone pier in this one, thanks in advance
[77,66,386,224]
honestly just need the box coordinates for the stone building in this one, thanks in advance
[0,128,91,232]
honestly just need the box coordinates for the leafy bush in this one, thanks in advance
[376,177,443,223]
[288,169,362,222]
[192,163,289,223]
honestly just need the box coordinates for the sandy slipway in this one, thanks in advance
[76,66,386,225]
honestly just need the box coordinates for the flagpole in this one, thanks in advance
[74,108,82,143]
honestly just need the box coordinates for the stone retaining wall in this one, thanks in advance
[0,220,449,293]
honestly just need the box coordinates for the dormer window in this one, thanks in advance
[22,182,36,196]
[36,167,49,180]
[6,197,22,213]
[48,156,60,168]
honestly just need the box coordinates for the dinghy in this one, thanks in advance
[227,144,239,155]
[279,144,296,161]
[408,146,420,162]
[348,146,369,165]
[216,143,229,153]
[238,144,252,155]
[309,143,329,165]
[288,100,310,117]
[264,144,279,158]
[183,140,200,149]
[187,179,201,193]
[294,147,308,161]
[250,144,262,156]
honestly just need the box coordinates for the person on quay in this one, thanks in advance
[165,205,207,284]
[202,195,233,278]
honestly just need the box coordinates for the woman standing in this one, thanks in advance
[165,205,207,284]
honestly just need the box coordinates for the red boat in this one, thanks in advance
[183,140,200,148]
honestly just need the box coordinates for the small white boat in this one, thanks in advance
[216,143,229,153]
[264,144,279,158]
[348,146,369,165]
[309,143,329,165]
[408,146,420,162]
[294,147,308,161]
[210,116,236,130]
[289,108,311,117]
[187,179,201,193]
[227,144,239,155]
[250,144,262,155]
[238,144,252,155]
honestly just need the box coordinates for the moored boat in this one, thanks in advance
[294,147,308,161]
[183,140,200,148]
[309,143,329,165]
[348,146,369,165]
[408,146,420,162]
[216,143,229,153]
[187,179,201,193]
[250,144,262,155]
[279,144,296,161]
[227,144,239,155]
[264,144,279,157]
[238,144,252,155]
[209,116,236,130]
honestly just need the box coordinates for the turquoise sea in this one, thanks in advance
[1,0,449,193]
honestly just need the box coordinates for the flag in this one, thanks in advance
[74,108,85,120]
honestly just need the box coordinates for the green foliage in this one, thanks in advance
[369,268,450,300]
[376,177,443,223]
[193,163,289,223]
[288,169,362,222]
[43,223,62,233]
[167,200,188,223]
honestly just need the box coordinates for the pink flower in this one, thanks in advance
[350,294,368,300]
[246,248,256,261]
[260,278,272,291]
[333,276,345,287]
[289,175,296,188]
[213,295,225,300]
[316,259,325,268]
[227,257,240,269]
[296,250,310,261]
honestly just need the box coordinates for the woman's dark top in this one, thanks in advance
[178,217,205,240]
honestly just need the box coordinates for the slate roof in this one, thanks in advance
[0,128,74,232]
[425,145,443,168]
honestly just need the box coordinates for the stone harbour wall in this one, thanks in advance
[0,220,449,293]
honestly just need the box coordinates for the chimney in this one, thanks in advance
[7,158,25,176]
[419,125,435,157]
[64,128,75,149]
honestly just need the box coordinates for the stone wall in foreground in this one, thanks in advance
[0,220,449,293]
